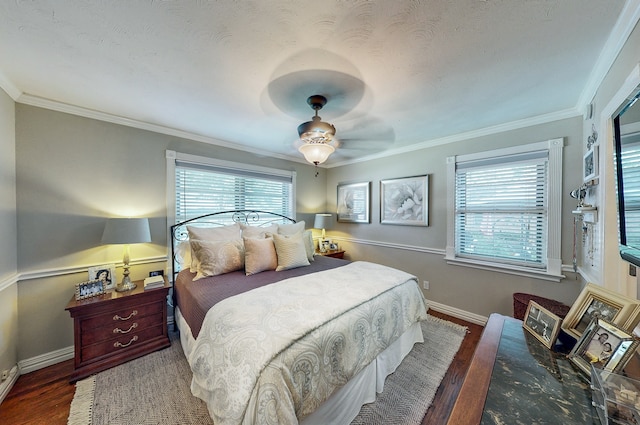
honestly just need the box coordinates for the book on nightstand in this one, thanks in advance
[143,275,165,290]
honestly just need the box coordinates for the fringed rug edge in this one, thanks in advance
[67,376,96,425]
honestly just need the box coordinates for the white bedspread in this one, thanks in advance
[188,261,428,425]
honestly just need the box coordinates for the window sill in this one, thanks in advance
[444,256,565,282]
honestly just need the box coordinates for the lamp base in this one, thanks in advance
[116,276,137,292]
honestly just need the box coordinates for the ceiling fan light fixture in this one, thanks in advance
[298,141,335,165]
[297,95,337,165]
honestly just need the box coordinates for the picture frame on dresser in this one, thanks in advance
[88,264,116,291]
[562,283,640,341]
[523,301,562,349]
[75,280,105,300]
[569,317,639,377]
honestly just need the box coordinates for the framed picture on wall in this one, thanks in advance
[337,181,371,223]
[380,175,429,226]
[583,145,598,182]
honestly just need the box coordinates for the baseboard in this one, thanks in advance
[0,365,20,405]
[426,300,488,326]
[18,345,74,375]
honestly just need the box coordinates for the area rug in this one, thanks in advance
[68,314,467,425]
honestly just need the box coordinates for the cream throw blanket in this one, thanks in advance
[188,261,428,425]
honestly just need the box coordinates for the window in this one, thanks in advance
[446,139,564,281]
[167,151,295,226]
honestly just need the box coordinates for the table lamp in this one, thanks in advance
[101,217,151,292]
[313,213,333,252]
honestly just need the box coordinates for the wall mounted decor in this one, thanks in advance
[584,145,598,182]
[380,175,429,226]
[337,181,370,223]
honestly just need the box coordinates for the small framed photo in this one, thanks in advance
[75,280,105,300]
[329,242,339,250]
[562,283,640,341]
[584,145,598,182]
[380,175,429,226]
[337,181,371,223]
[88,264,116,291]
[569,317,639,377]
[523,301,562,349]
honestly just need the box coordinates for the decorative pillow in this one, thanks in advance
[187,223,242,271]
[240,223,278,239]
[175,241,193,269]
[244,237,278,276]
[302,230,315,262]
[189,239,245,280]
[277,220,305,236]
[273,233,310,271]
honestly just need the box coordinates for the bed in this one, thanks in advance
[170,210,429,425]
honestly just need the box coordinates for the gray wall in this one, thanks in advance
[0,88,18,380]
[14,104,324,360]
[327,117,587,317]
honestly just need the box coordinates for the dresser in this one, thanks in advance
[65,278,171,382]
[447,313,599,424]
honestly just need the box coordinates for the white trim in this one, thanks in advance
[426,300,488,326]
[445,138,564,281]
[328,109,579,168]
[0,70,21,100]
[18,255,167,281]
[577,0,640,109]
[18,346,74,375]
[0,365,19,405]
[0,273,18,292]
[329,236,445,256]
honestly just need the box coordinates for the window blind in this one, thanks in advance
[454,151,548,268]
[174,160,293,225]
[620,141,640,247]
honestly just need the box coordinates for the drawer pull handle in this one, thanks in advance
[114,336,138,348]
[113,310,138,321]
[113,323,138,334]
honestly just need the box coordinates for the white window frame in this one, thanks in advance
[166,150,296,252]
[445,138,564,282]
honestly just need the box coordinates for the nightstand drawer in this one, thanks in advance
[81,324,164,363]
[80,300,163,331]
[81,313,163,346]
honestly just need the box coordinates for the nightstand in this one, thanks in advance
[315,249,345,259]
[65,277,171,382]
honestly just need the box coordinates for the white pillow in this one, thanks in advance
[273,233,310,271]
[240,223,278,239]
[302,230,315,262]
[187,223,241,272]
[277,221,305,236]
[189,239,245,280]
[244,237,278,275]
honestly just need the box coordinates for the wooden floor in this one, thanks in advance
[0,310,484,425]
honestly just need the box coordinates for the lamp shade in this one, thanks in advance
[101,218,151,245]
[313,213,333,230]
[298,142,335,165]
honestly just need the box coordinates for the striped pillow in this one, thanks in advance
[273,233,310,271]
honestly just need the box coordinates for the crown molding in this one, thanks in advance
[577,0,640,108]
[327,107,581,168]
[0,70,21,100]
[15,93,311,166]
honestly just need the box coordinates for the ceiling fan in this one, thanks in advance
[296,95,337,166]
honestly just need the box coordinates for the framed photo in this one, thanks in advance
[584,145,598,182]
[523,301,562,349]
[380,175,429,226]
[569,317,639,377]
[75,280,105,300]
[88,264,116,291]
[562,283,640,341]
[337,181,371,223]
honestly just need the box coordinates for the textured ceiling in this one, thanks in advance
[0,0,630,165]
